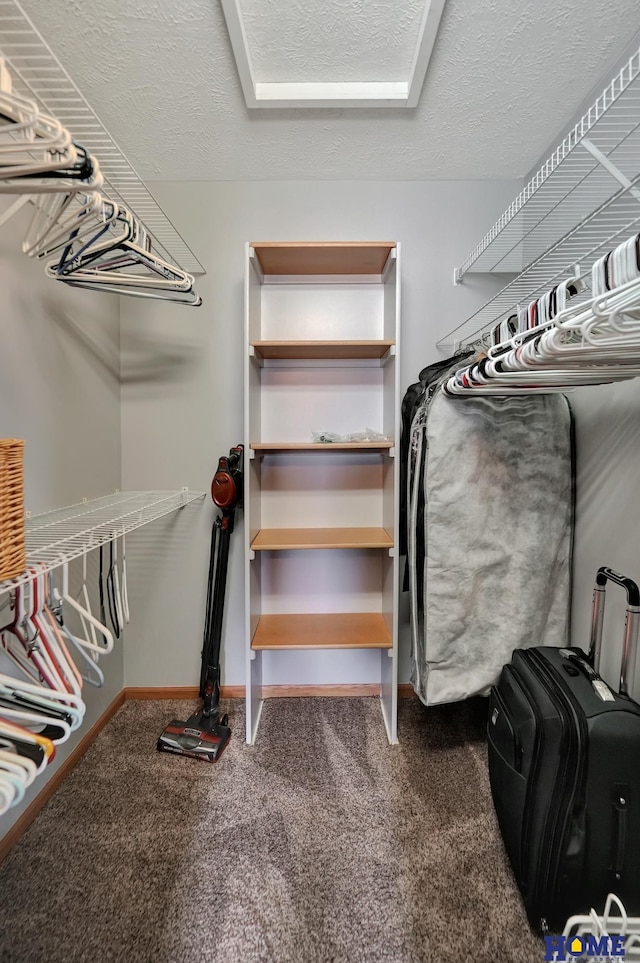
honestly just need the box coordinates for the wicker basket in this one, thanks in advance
[0,439,26,581]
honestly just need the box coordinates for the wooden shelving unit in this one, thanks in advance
[244,240,400,746]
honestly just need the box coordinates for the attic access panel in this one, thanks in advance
[220,0,446,108]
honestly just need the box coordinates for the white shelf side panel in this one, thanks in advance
[0,490,205,594]
[0,0,204,275]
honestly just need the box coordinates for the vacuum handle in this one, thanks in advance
[588,566,640,697]
[211,444,244,515]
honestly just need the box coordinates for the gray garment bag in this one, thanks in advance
[407,377,574,705]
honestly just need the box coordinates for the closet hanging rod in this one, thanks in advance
[0,490,205,597]
[443,245,640,396]
[0,0,205,277]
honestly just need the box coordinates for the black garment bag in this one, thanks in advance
[399,350,473,561]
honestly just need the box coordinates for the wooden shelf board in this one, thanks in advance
[251,242,395,276]
[251,527,393,551]
[251,340,394,360]
[251,442,393,452]
[251,613,392,650]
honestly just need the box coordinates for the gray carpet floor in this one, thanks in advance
[0,697,543,963]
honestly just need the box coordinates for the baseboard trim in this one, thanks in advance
[125,684,417,699]
[124,686,201,700]
[0,690,125,865]
[221,686,246,699]
[398,683,415,699]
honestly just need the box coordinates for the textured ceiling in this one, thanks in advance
[241,0,425,83]
[14,0,640,181]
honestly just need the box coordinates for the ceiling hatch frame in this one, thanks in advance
[220,0,446,109]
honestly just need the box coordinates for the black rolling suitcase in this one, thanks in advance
[488,566,640,932]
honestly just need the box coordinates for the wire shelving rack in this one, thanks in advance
[0,490,205,596]
[0,0,205,276]
[440,45,640,352]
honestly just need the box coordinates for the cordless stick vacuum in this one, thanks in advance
[157,445,243,763]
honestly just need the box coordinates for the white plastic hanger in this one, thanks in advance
[52,559,114,655]
[0,576,85,732]
[0,138,103,195]
[26,568,73,694]
[60,628,104,687]
[53,278,203,305]
[45,205,200,302]
[0,716,54,771]
[0,774,15,814]
[444,249,640,395]
[112,537,124,631]
[0,580,60,690]
[1,747,38,786]
[23,192,116,260]
[121,534,130,625]
[48,552,105,685]
[0,698,72,744]
[0,748,36,804]
[0,753,27,804]
[0,85,71,158]
[29,565,84,698]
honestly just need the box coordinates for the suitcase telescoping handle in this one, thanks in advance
[588,566,640,697]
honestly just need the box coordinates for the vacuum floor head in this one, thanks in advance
[157,716,231,763]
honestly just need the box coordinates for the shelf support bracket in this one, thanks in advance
[453,266,463,286]
[581,139,640,205]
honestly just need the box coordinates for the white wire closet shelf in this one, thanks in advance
[440,177,640,351]
[456,46,640,280]
[0,490,205,595]
[0,0,205,276]
[440,45,640,352]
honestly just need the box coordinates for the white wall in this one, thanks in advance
[0,202,122,836]
[570,380,640,696]
[120,179,518,688]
